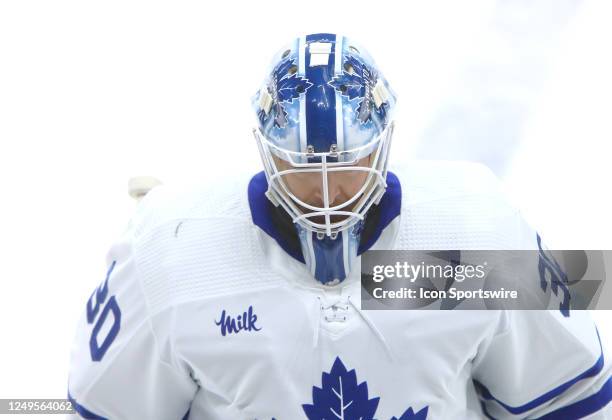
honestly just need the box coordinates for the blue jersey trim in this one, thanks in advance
[67,390,107,420]
[247,170,402,263]
[357,171,402,255]
[478,400,497,420]
[247,171,305,263]
[480,376,612,419]
[182,408,190,420]
[534,375,612,419]
[474,326,605,416]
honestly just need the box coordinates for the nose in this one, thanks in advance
[324,175,343,207]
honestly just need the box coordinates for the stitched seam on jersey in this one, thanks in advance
[475,322,604,414]
[67,387,109,419]
[74,312,196,419]
[132,230,186,373]
[76,316,156,417]
[470,311,509,373]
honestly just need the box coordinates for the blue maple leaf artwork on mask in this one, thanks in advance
[302,357,428,420]
[329,55,389,125]
[259,57,313,129]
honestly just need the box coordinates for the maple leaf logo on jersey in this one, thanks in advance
[302,357,379,419]
[328,55,389,125]
[391,406,429,420]
[259,57,313,129]
[302,357,428,420]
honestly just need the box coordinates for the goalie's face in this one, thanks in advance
[273,155,372,224]
[254,122,393,237]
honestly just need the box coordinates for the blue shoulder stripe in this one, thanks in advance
[474,326,605,416]
[67,390,107,420]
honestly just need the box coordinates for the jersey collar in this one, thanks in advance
[248,170,402,264]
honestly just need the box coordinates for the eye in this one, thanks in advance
[339,85,347,93]
[296,85,305,93]
[281,49,291,58]
[288,65,298,75]
[344,62,354,74]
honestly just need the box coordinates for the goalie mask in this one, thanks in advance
[252,33,397,284]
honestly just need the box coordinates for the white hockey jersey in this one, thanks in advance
[67,161,611,419]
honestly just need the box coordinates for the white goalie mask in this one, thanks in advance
[252,33,397,284]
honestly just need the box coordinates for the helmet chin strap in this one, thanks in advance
[295,221,363,284]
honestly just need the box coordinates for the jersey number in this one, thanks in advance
[537,234,571,317]
[87,261,122,361]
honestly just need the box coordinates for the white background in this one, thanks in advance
[0,0,611,404]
